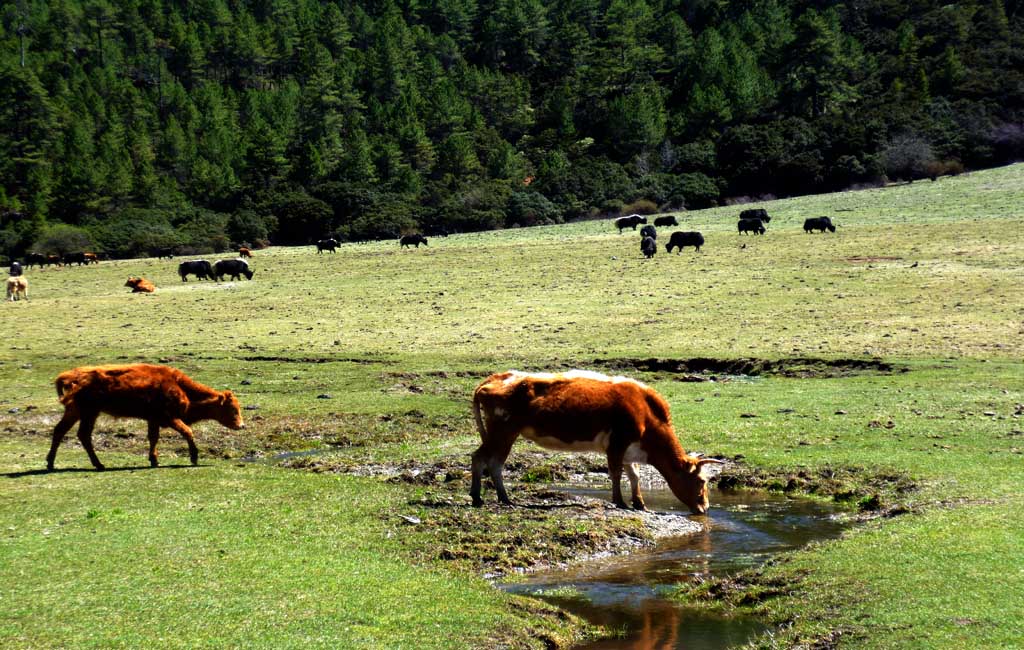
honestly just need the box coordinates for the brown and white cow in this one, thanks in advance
[124,276,156,293]
[47,364,244,471]
[471,370,723,514]
[6,276,28,301]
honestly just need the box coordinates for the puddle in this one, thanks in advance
[502,488,847,649]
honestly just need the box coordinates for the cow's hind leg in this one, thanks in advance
[169,418,199,465]
[147,421,161,467]
[46,409,79,470]
[471,436,518,506]
[75,412,105,470]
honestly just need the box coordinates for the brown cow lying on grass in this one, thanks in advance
[47,364,244,471]
[124,276,156,293]
[6,276,28,301]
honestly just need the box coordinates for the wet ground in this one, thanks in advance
[502,488,848,650]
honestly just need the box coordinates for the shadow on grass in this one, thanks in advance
[3,464,200,479]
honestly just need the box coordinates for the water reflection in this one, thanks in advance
[502,488,847,650]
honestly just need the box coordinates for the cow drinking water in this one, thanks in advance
[470,370,723,513]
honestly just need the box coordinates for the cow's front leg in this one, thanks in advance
[169,418,199,465]
[625,463,646,511]
[606,449,630,509]
[147,421,161,467]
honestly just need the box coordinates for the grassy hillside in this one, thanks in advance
[1,164,1023,648]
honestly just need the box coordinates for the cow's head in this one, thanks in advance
[667,458,724,515]
[216,390,245,430]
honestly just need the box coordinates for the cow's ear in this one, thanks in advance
[221,390,234,404]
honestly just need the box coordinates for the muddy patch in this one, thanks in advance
[592,356,904,379]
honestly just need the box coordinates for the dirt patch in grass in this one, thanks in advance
[844,256,903,263]
[592,356,905,379]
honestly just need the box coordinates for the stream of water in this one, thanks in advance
[501,488,847,650]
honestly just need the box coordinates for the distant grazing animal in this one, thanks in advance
[400,233,428,248]
[317,238,338,254]
[25,253,46,269]
[470,370,724,513]
[213,258,254,281]
[83,252,99,264]
[238,247,253,258]
[641,236,657,258]
[738,218,766,235]
[124,276,156,293]
[739,208,771,223]
[639,224,657,240]
[154,248,174,259]
[6,276,28,301]
[45,255,62,267]
[46,364,244,471]
[615,214,647,232]
[178,260,214,281]
[654,216,679,227]
[63,252,87,266]
[666,231,705,253]
[803,216,836,233]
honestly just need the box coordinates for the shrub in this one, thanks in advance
[32,224,95,256]
[506,191,561,227]
[622,199,658,215]
[883,135,936,181]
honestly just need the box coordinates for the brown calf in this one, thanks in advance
[238,247,253,258]
[6,276,28,301]
[124,276,156,293]
[47,364,244,470]
[471,370,723,513]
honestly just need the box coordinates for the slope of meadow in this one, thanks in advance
[1,165,1022,648]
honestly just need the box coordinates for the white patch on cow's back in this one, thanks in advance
[623,442,648,464]
[498,369,645,388]
[562,369,647,388]
[521,428,611,454]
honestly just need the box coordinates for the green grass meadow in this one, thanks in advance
[2,165,1023,648]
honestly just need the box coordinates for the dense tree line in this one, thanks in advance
[1,0,1021,258]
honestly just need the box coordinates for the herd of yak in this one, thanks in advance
[616,208,837,259]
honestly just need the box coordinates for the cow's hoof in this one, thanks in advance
[632,500,647,511]
[614,500,631,510]
[46,464,54,471]
[471,499,484,508]
[94,464,106,472]
[150,460,159,468]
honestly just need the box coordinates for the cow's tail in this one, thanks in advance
[472,390,489,444]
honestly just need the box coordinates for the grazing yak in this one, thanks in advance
[25,253,46,269]
[213,258,254,281]
[124,276,156,293]
[804,216,836,233]
[471,370,724,513]
[46,254,62,267]
[666,231,705,253]
[654,215,679,227]
[738,218,766,235]
[178,260,214,281]
[615,214,647,232]
[639,224,657,240]
[46,364,244,471]
[63,252,88,266]
[238,247,253,258]
[641,235,657,258]
[400,233,428,248]
[154,247,175,259]
[739,208,771,223]
[6,276,28,301]
[83,252,99,264]
[317,238,339,254]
